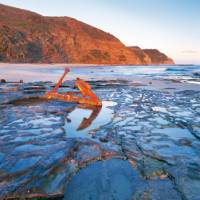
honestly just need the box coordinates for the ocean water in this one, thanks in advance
[49,65,200,84]
[0,64,200,85]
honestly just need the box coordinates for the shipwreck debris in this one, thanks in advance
[44,68,102,106]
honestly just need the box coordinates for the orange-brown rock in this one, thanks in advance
[0,4,174,65]
[128,46,151,64]
[128,46,174,65]
[143,49,174,65]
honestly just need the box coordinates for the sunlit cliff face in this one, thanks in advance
[1,0,200,64]
[0,4,174,65]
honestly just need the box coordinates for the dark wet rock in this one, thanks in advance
[0,152,4,166]
[193,71,200,77]
[74,140,108,165]
[99,136,109,143]
[23,85,47,93]
[147,179,182,200]
[9,156,42,173]
[64,159,144,200]
[138,157,168,179]
[178,138,192,146]
[132,191,151,200]
[87,79,130,89]
[131,82,147,87]
[10,96,48,106]
[176,90,198,96]
[167,163,200,200]
[0,79,6,83]
[0,138,118,198]
[1,80,200,199]
[64,159,181,200]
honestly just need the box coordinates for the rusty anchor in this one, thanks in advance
[44,68,102,107]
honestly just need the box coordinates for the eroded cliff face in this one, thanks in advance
[128,46,152,64]
[0,4,174,65]
[128,46,174,65]
[143,49,174,64]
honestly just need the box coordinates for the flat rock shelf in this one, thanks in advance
[0,76,200,200]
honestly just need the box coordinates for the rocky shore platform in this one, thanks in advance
[0,78,200,200]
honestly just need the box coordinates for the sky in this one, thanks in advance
[0,0,200,64]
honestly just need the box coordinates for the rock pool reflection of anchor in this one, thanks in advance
[44,68,102,130]
[67,104,102,131]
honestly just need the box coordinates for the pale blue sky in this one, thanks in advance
[0,0,200,64]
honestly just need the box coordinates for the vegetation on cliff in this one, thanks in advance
[0,4,174,64]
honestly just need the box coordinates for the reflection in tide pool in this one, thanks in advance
[64,101,116,138]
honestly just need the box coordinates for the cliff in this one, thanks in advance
[128,46,174,65]
[143,49,174,65]
[0,4,174,65]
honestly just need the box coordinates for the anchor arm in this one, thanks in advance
[51,68,70,93]
[44,68,102,106]
[75,78,101,106]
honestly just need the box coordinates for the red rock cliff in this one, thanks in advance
[0,4,174,65]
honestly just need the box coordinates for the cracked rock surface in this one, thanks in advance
[0,78,200,200]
